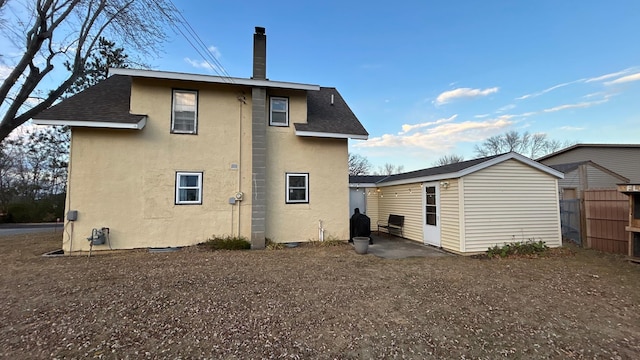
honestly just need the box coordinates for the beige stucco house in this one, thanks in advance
[349,152,564,255]
[33,27,368,252]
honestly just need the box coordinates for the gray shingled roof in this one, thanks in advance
[349,175,388,184]
[380,154,504,183]
[547,161,590,173]
[547,161,629,182]
[348,154,509,184]
[33,75,145,124]
[296,87,368,137]
[34,77,367,137]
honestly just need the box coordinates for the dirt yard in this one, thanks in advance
[0,232,638,359]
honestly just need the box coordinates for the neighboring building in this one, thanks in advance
[538,144,640,183]
[33,27,368,252]
[349,152,564,255]
[547,161,629,200]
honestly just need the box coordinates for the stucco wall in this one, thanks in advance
[64,78,255,251]
[265,89,349,241]
[64,78,351,251]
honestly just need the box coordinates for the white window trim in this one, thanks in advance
[286,173,309,204]
[171,89,198,134]
[270,96,289,127]
[175,172,203,205]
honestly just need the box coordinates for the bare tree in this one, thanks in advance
[348,153,372,176]
[0,0,178,140]
[433,154,464,166]
[474,131,574,159]
[376,163,405,176]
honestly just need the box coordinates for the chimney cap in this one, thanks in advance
[255,26,265,35]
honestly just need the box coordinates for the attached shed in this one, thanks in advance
[351,152,564,254]
[548,161,629,200]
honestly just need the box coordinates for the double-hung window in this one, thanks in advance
[270,97,289,126]
[175,172,203,205]
[172,90,198,134]
[286,173,309,203]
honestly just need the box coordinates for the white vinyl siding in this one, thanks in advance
[377,183,423,243]
[171,90,198,134]
[440,178,461,252]
[462,159,562,252]
[365,189,380,232]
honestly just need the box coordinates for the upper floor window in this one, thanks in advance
[175,172,203,205]
[172,90,198,134]
[286,173,308,203]
[270,97,289,126]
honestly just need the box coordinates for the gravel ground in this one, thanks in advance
[0,232,639,359]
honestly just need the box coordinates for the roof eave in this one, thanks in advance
[110,68,320,91]
[378,152,564,187]
[349,183,379,188]
[32,117,147,130]
[295,130,368,140]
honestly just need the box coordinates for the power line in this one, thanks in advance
[161,0,234,83]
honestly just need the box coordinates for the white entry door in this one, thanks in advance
[422,182,441,247]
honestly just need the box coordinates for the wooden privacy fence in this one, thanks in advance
[584,189,629,254]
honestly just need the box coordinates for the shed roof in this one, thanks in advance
[349,175,388,184]
[32,75,146,129]
[349,152,563,186]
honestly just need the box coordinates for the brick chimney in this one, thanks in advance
[253,27,266,80]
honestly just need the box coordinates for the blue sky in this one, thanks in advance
[4,1,640,171]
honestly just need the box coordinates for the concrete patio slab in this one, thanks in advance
[357,234,451,259]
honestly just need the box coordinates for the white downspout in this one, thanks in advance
[319,219,325,241]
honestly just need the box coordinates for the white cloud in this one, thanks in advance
[184,57,221,72]
[496,104,516,113]
[207,45,222,59]
[515,80,578,100]
[435,87,498,105]
[605,72,640,85]
[585,69,633,83]
[543,99,608,113]
[355,116,514,151]
[558,126,585,131]
[399,114,457,134]
[474,113,490,118]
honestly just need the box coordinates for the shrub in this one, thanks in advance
[265,238,285,250]
[202,235,251,250]
[487,239,548,258]
[307,237,346,247]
